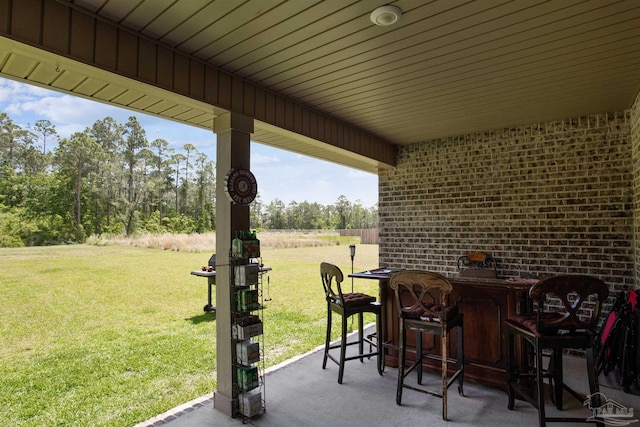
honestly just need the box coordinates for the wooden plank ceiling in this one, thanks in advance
[2,0,640,171]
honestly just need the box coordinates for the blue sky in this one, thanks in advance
[0,77,378,208]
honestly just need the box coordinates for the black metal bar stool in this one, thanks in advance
[506,275,609,427]
[320,262,383,384]
[389,270,464,421]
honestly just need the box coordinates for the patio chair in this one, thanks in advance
[389,270,464,421]
[506,274,609,426]
[320,262,382,384]
[457,251,497,278]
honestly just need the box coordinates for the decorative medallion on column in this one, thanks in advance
[225,168,258,205]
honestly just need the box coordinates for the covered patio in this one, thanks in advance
[2,1,640,425]
[140,326,638,427]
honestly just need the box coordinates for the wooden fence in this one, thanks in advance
[339,229,379,244]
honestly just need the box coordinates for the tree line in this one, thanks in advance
[0,112,377,247]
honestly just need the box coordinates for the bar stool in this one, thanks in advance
[389,270,464,421]
[506,275,609,427]
[320,262,383,384]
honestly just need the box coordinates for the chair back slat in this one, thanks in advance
[389,270,453,321]
[457,252,497,278]
[320,261,344,305]
[529,275,609,334]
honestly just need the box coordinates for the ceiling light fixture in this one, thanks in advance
[370,5,402,26]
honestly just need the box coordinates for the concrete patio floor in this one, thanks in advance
[137,327,640,427]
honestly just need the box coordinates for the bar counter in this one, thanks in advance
[350,269,534,391]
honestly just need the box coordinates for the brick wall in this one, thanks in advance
[379,111,635,292]
[632,95,640,286]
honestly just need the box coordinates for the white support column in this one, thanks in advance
[213,112,254,416]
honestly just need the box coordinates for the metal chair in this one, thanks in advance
[389,270,464,421]
[321,262,382,384]
[506,275,609,426]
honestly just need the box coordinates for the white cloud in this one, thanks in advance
[16,96,127,131]
[250,150,282,166]
[0,79,49,104]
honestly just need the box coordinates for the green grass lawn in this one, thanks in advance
[0,243,380,426]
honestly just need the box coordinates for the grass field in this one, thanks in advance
[0,238,380,426]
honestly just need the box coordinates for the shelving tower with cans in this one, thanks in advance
[230,231,265,421]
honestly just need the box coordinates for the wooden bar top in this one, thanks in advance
[350,268,536,290]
